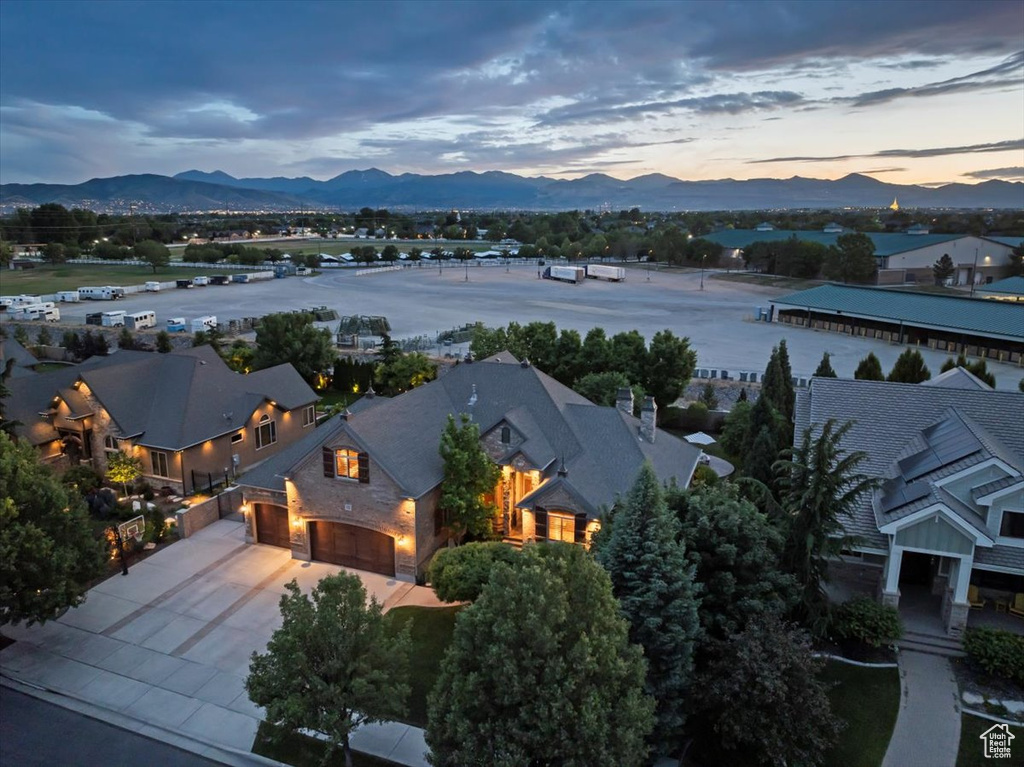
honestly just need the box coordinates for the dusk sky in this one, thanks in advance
[1,0,1022,187]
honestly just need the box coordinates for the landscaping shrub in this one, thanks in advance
[427,542,519,602]
[832,598,902,647]
[964,627,1024,686]
[62,465,103,495]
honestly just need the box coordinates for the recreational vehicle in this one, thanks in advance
[125,311,156,330]
[100,311,127,327]
[190,315,217,332]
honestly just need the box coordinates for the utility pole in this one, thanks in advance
[700,253,706,291]
[970,248,979,297]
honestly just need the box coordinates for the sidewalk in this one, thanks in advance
[882,650,961,767]
[0,519,434,767]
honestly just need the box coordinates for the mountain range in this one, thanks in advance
[2,169,1021,212]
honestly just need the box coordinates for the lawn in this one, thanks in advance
[385,605,462,728]
[710,272,824,290]
[252,722,401,767]
[957,714,1023,767]
[2,264,223,294]
[821,660,901,767]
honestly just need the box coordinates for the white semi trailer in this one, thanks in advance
[543,266,585,284]
[585,264,626,281]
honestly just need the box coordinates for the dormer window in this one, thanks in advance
[500,426,511,445]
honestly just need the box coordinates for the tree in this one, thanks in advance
[719,399,751,459]
[1009,243,1023,277]
[155,330,173,353]
[887,348,931,383]
[932,253,955,285]
[380,244,399,262]
[610,330,649,387]
[437,414,501,543]
[760,340,794,424]
[697,615,841,767]
[246,573,411,767]
[776,419,877,634]
[426,544,654,767]
[854,352,884,381]
[597,463,702,752]
[117,327,138,351]
[427,542,520,603]
[42,242,66,265]
[814,351,837,378]
[375,350,435,396]
[135,240,170,272]
[823,232,876,283]
[940,353,996,388]
[698,382,718,410]
[253,312,336,386]
[644,329,696,409]
[0,433,105,626]
[669,484,796,643]
[573,370,632,407]
[106,450,142,496]
[35,326,53,348]
[744,423,780,490]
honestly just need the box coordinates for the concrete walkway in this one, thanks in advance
[882,650,961,767]
[0,519,436,767]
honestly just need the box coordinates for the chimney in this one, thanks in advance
[640,396,657,443]
[615,387,634,415]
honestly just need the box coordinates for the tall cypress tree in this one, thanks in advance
[597,462,702,754]
[813,352,837,378]
[854,353,884,381]
[744,424,779,490]
[887,349,931,383]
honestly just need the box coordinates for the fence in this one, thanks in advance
[175,487,243,538]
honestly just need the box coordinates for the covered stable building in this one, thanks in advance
[771,284,1024,365]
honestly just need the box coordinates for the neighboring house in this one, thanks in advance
[238,352,703,582]
[795,369,1024,637]
[1,337,41,379]
[5,345,317,494]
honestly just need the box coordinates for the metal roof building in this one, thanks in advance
[977,275,1024,302]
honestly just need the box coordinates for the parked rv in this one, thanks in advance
[192,276,209,286]
[101,310,127,327]
[56,290,81,302]
[0,295,42,309]
[145,281,162,292]
[543,266,586,284]
[166,317,187,332]
[79,286,120,301]
[14,304,60,322]
[125,311,156,330]
[176,279,194,289]
[584,264,626,282]
[190,315,217,332]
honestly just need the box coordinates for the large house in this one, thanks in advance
[4,345,318,494]
[237,353,703,582]
[795,368,1024,637]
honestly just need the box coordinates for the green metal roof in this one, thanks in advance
[772,284,1024,341]
[705,229,966,257]
[977,275,1024,297]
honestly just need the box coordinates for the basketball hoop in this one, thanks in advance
[118,515,146,545]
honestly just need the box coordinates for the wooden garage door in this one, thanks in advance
[255,504,290,548]
[309,521,395,577]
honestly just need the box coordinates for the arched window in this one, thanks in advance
[255,413,277,450]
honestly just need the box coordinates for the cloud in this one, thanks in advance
[749,139,1024,164]
[961,167,1024,181]
[537,91,804,126]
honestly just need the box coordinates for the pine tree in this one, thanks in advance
[744,424,779,490]
[155,330,173,353]
[597,463,702,752]
[887,349,931,383]
[853,352,884,381]
[813,351,837,378]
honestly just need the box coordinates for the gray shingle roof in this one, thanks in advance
[796,378,1024,551]
[924,367,991,390]
[240,354,702,516]
[773,284,1024,341]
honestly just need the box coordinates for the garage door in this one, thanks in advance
[255,504,291,548]
[309,521,395,577]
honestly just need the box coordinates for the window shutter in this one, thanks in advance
[322,447,334,477]
[534,508,548,540]
[574,513,587,544]
[358,452,370,483]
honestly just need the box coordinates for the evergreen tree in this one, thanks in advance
[854,352,884,381]
[887,348,931,383]
[247,573,411,767]
[932,253,955,285]
[744,424,779,490]
[644,329,696,409]
[776,419,877,635]
[35,326,52,348]
[940,353,996,388]
[719,399,751,460]
[813,351,837,378]
[698,382,718,410]
[427,545,654,767]
[155,330,173,353]
[438,414,501,543]
[738,386,748,402]
[597,463,702,752]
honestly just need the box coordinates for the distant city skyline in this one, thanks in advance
[1,0,1022,187]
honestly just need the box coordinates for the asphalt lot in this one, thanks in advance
[16,263,1023,387]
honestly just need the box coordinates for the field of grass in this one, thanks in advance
[821,661,901,767]
[710,272,824,290]
[252,722,401,767]
[2,264,220,294]
[385,605,462,728]
[957,714,1023,767]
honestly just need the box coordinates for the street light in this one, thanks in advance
[700,253,706,291]
[970,248,979,297]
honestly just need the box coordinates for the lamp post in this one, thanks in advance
[970,248,979,297]
[700,253,706,291]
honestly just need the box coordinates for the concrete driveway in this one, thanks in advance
[0,519,428,765]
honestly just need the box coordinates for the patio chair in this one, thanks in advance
[1009,593,1024,618]
[968,585,986,609]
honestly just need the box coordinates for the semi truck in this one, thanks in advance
[584,264,626,281]
[543,266,585,284]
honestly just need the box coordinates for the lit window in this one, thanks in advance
[302,405,315,427]
[255,415,277,450]
[151,451,169,478]
[335,448,360,480]
[547,512,575,544]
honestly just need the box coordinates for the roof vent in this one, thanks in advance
[366,384,376,399]
[341,407,352,420]
[464,352,474,364]
[223,412,233,422]
[521,358,531,368]
[557,455,568,477]
[467,384,478,410]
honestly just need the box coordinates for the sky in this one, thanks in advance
[1,0,1022,187]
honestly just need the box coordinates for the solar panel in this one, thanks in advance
[879,478,933,513]
[897,415,983,481]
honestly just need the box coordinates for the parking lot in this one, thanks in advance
[13,263,1022,387]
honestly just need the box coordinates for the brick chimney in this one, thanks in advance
[615,387,634,415]
[640,396,657,443]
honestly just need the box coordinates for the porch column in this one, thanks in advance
[881,546,902,607]
[952,555,972,603]
[945,554,973,639]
